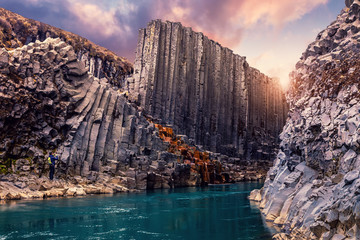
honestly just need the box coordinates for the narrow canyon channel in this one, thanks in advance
[0,183,275,240]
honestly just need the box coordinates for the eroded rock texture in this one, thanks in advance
[128,20,288,159]
[0,38,190,192]
[0,38,256,198]
[0,8,132,88]
[251,1,360,239]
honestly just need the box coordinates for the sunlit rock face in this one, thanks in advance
[128,20,288,160]
[251,1,360,239]
[0,8,132,88]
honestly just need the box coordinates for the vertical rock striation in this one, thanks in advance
[128,20,288,159]
[0,38,165,183]
[251,1,360,239]
[0,38,242,197]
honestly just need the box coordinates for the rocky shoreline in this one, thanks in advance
[250,1,360,239]
[0,173,130,201]
[0,172,268,202]
[0,37,271,193]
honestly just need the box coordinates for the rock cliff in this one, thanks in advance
[0,8,132,88]
[0,12,288,200]
[127,20,288,160]
[250,1,360,239]
[0,38,169,191]
[0,37,261,200]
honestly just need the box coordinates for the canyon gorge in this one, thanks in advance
[1,1,359,239]
[250,0,360,239]
[0,8,287,200]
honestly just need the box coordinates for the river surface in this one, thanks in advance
[0,182,275,240]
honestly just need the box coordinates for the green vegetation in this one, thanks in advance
[0,157,16,174]
[0,164,7,174]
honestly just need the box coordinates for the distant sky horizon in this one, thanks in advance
[0,0,345,89]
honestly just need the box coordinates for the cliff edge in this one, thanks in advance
[251,1,360,239]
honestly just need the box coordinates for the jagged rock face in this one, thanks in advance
[0,38,200,190]
[252,1,360,239]
[0,8,133,88]
[0,38,257,192]
[128,20,288,159]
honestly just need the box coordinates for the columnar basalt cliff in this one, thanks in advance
[128,20,288,159]
[0,38,168,193]
[0,12,288,200]
[250,1,360,239]
[0,8,132,88]
[0,37,263,200]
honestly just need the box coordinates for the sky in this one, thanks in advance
[0,0,345,89]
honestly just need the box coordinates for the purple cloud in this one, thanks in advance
[0,0,329,62]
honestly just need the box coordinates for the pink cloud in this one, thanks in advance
[238,0,329,26]
[16,0,329,63]
[68,2,129,38]
[150,0,329,48]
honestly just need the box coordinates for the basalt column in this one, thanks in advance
[128,20,288,159]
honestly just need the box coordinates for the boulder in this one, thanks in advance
[249,189,262,202]
[344,170,359,185]
[135,172,148,190]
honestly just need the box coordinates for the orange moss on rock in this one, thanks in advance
[155,124,227,185]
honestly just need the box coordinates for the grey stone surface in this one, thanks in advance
[127,20,288,160]
[0,38,266,193]
[252,1,360,239]
[0,8,132,89]
[0,38,167,183]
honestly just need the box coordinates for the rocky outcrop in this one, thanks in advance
[0,38,170,190]
[0,38,263,199]
[0,8,132,88]
[127,20,288,160]
[251,1,360,239]
[0,174,129,201]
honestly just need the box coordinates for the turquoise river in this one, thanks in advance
[0,182,275,240]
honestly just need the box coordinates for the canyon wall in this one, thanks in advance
[0,38,168,190]
[250,1,360,239]
[127,20,288,159]
[0,38,254,199]
[0,8,132,88]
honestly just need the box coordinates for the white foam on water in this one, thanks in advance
[22,231,58,238]
[94,228,128,235]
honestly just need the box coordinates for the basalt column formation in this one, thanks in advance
[250,1,360,239]
[128,20,288,159]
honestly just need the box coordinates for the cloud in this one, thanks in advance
[0,0,72,24]
[0,0,329,63]
[62,0,151,61]
[68,3,125,38]
[149,0,329,48]
[247,50,296,90]
[237,0,329,26]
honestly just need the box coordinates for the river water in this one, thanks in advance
[0,182,275,240]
